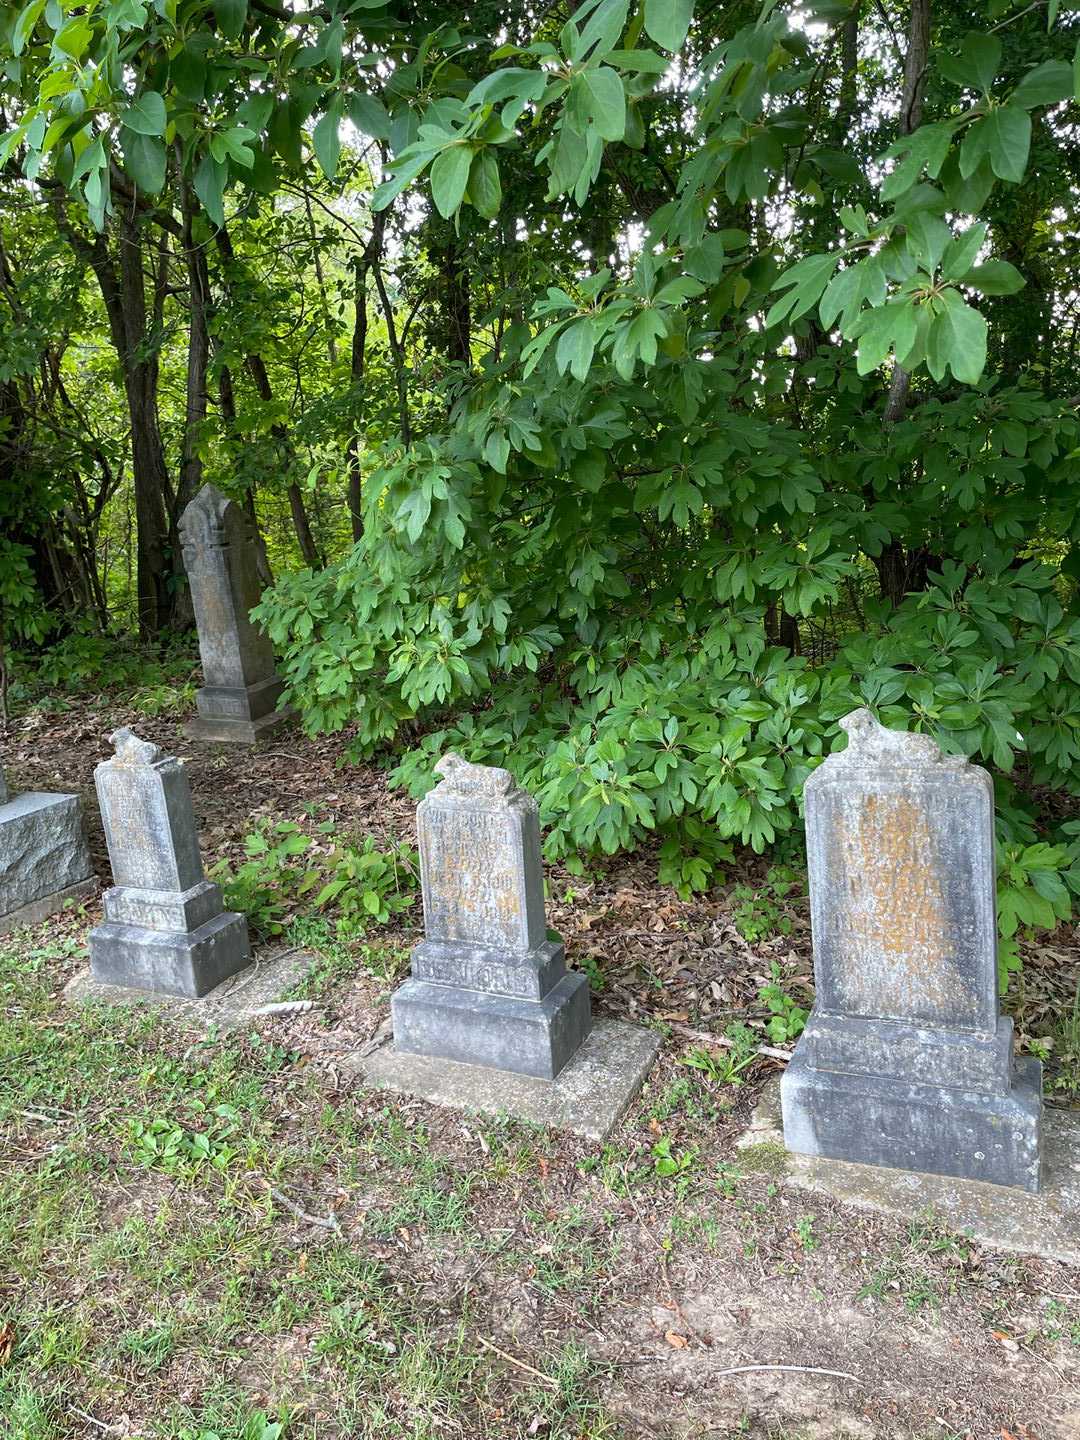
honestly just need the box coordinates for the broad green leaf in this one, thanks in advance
[13,0,45,57]
[984,105,1031,183]
[429,143,472,217]
[940,32,1000,92]
[347,93,392,141]
[959,259,1025,295]
[194,151,226,227]
[313,100,342,179]
[644,0,692,51]
[215,0,247,40]
[1011,59,1072,109]
[54,16,92,58]
[467,147,501,217]
[940,222,987,280]
[927,291,987,384]
[120,91,167,137]
[370,148,433,211]
[579,66,626,141]
[606,48,669,73]
[120,129,166,194]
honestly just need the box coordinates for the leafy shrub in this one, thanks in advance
[214,819,417,942]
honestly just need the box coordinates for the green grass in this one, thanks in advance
[0,934,624,1440]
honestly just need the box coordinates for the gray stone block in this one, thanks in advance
[179,484,292,746]
[391,754,593,1079]
[89,909,250,999]
[782,709,1043,1193]
[89,729,250,998]
[0,877,98,936]
[392,971,592,1080]
[0,789,93,928]
[781,1049,1042,1194]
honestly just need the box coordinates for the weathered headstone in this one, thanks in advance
[89,728,250,997]
[0,762,95,933]
[392,753,592,1079]
[781,708,1042,1193]
[179,483,292,743]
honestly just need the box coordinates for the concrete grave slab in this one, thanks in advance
[345,1016,660,1141]
[65,945,314,1034]
[747,1077,1080,1265]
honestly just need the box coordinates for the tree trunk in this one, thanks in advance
[345,211,387,543]
[215,224,322,568]
[218,362,274,587]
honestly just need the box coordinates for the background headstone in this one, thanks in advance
[89,728,250,997]
[179,483,292,744]
[781,708,1042,1192]
[392,753,592,1079]
[0,762,95,933]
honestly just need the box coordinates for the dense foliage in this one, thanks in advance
[3,0,1080,951]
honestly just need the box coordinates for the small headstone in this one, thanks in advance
[0,762,95,933]
[391,753,592,1079]
[179,483,292,744]
[89,728,250,998]
[781,708,1042,1192]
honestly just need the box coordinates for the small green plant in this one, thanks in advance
[317,836,418,936]
[996,841,1077,992]
[758,961,809,1044]
[682,1027,756,1086]
[128,1106,240,1178]
[730,865,801,943]
[1031,988,1080,1098]
[650,1136,698,1180]
[130,681,198,717]
[658,818,733,899]
[795,1214,818,1251]
[576,952,606,992]
[214,818,319,937]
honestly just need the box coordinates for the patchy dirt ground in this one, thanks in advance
[2,701,1080,1440]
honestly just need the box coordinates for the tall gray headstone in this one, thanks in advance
[89,728,250,998]
[781,708,1042,1193]
[179,483,292,744]
[392,753,592,1079]
[0,762,95,933]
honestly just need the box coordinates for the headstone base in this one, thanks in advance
[0,876,98,936]
[781,1048,1043,1193]
[89,909,250,999]
[742,1076,1079,1263]
[391,972,592,1080]
[346,1017,660,1140]
[183,708,296,745]
[66,945,314,1033]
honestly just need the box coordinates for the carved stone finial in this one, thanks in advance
[433,752,517,799]
[108,727,164,767]
[836,707,945,765]
[178,483,234,551]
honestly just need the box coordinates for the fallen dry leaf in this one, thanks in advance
[665,1330,688,1349]
[0,1322,13,1366]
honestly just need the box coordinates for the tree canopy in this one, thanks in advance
[3,0,1080,958]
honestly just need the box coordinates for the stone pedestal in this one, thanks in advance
[781,709,1042,1193]
[392,753,592,1080]
[179,484,293,744]
[89,729,250,998]
[0,765,95,934]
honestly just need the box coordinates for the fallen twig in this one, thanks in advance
[251,999,318,1016]
[714,1363,858,1382]
[262,1179,343,1237]
[478,1336,559,1389]
[666,1019,792,1064]
[68,1409,125,1435]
